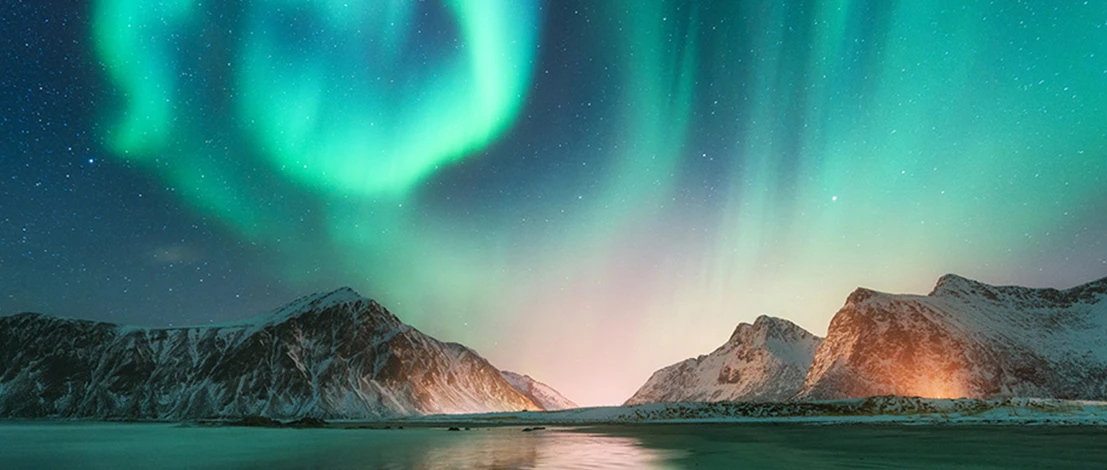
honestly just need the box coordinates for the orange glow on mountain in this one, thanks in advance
[902,371,969,400]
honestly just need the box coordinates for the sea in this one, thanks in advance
[1,422,1105,469]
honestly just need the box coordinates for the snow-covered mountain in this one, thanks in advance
[0,288,552,419]
[799,274,1107,400]
[499,371,578,410]
[624,316,823,405]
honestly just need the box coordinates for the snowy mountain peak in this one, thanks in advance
[625,316,823,406]
[929,273,987,297]
[237,286,396,328]
[749,314,789,332]
[927,273,1107,310]
[323,285,362,298]
[844,287,879,307]
[729,315,816,347]
[752,314,780,325]
[800,274,1107,401]
[299,286,367,308]
[0,289,561,419]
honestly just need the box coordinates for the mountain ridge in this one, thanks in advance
[799,273,1107,400]
[624,315,822,405]
[499,371,578,411]
[4,274,1104,415]
[627,274,1107,405]
[0,288,569,419]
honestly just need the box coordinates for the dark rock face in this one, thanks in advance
[624,316,823,405]
[0,288,540,419]
[799,275,1107,400]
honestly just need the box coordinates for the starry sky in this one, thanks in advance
[2,0,1106,406]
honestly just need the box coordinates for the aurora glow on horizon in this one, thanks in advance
[2,0,1106,406]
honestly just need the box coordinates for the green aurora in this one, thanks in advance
[87,0,1107,405]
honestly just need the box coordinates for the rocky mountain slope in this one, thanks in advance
[798,274,1107,400]
[624,316,823,405]
[0,288,553,419]
[500,371,578,410]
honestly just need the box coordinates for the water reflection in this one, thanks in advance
[0,424,672,470]
[532,431,675,469]
[410,429,670,469]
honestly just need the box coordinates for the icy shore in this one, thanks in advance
[388,396,1107,426]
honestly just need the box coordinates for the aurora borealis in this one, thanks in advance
[3,0,1106,406]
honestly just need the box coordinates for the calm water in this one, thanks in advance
[1,422,1105,469]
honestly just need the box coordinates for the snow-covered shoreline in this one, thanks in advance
[389,396,1107,426]
[3,396,1105,427]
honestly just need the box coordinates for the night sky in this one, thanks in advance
[3,0,1106,406]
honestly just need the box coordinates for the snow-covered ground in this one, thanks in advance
[391,396,1107,426]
